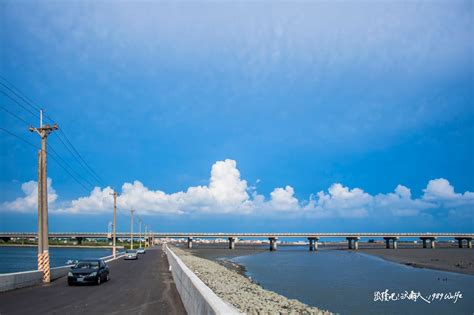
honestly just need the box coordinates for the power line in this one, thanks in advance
[0,105,31,125]
[0,78,107,187]
[52,131,105,186]
[0,127,92,193]
[0,78,41,115]
[57,129,107,186]
[0,90,39,120]
[0,102,96,192]
[47,143,96,189]
[0,126,37,148]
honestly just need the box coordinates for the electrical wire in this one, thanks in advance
[0,78,107,188]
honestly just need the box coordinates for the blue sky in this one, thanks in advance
[0,1,473,233]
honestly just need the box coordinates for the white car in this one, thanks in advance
[124,249,138,260]
[137,247,146,254]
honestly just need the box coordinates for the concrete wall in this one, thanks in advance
[50,265,74,281]
[0,252,125,292]
[0,270,43,292]
[164,244,242,315]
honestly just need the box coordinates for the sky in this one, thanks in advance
[0,0,473,233]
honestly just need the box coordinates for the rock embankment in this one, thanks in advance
[171,247,332,315]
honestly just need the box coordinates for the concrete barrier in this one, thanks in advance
[0,252,126,292]
[51,265,74,280]
[0,270,43,292]
[164,244,242,315]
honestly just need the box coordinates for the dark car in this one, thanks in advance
[68,259,109,285]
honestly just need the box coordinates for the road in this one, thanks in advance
[0,246,186,315]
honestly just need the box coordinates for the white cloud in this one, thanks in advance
[374,185,435,216]
[56,186,114,214]
[2,178,57,213]
[269,186,299,211]
[422,178,474,210]
[2,160,473,219]
[305,183,373,218]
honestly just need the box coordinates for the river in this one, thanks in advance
[231,246,474,315]
[0,246,113,273]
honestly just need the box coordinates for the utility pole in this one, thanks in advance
[109,191,118,258]
[130,209,135,250]
[139,218,142,248]
[144,224,148,248]
[29,109,58,283]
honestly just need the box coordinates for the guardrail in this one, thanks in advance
[164,244,242,315]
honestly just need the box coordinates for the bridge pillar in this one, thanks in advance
[269,237,278,251]
[187,237,193,249]
[420,237,436,249]
[308,237,319,251]
[228,237,236,249]
[456,237,473,249]
[346,237,360,250]
[73,237,83,245]
[384,237,399,249]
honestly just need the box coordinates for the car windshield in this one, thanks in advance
[127,250,137,253]
[74,261,99,269]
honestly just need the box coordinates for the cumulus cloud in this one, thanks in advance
[423,178,474,206]
[269,186,299,211]
[304,184,373,218]
[373,185,435,216]
[2,178,57,213]
[2,160,473,219]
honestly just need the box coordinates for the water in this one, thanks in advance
[231,246,474,315]
[0,247,113,273]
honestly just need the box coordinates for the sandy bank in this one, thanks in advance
[359,247,474,275]
[171,246,332,314]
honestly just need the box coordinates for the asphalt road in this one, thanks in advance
[0,246,186,315]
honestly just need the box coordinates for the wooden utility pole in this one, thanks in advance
[144,224,148,247]
[29,109,58,283]
[139,218,142,248]
[110,191,118,258]
[130,209,135,249]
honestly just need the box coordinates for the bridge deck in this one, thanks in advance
[0,246,185,315]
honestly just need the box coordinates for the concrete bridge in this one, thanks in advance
[1,232,473,251]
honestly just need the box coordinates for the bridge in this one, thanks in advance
[1,232,473,251]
